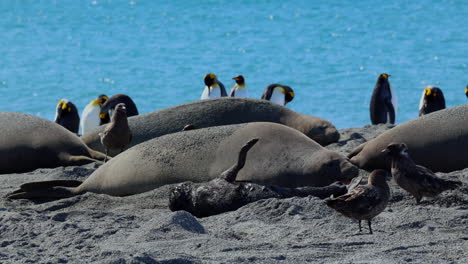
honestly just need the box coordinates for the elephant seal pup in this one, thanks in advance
[348,104,468,172]
[0,112,106,174]
[7,122,357,200]
[82,97,340,156]
[169,138,348,217]
[382,143,462,204]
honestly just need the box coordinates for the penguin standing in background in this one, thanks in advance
[369,73,397,124]
[418,85,445,116]
[229,75,249,97]
[261,84,295,105]
[99,94,139,125]
[81,94,109,135]
[200,73,227,99]
[465,84,468,98]
[54,99,80,134]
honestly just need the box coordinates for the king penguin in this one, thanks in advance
[99,94,139,124]
[261,84,295,105]
[54,99,80,134]
[418,85,445,116]
[369,73,397,124]
[465,84,468,98]
[200,73,227,99]
[80,94,109,135]
[229,75,249,97]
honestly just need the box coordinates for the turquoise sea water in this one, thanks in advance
[0,0,467,128]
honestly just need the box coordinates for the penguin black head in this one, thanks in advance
[56,99,74,116]
[97,94,109,105]
[55,99,80,134]
[232,75,245,85]
[377,73,391,83]
[465,85,468,98]
[204,73,217,87]
[423,86,443,102]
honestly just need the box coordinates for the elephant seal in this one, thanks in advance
[7,122,357,199]
[348,104,468,172]
[0,112,107,174]
[81,97,340,156]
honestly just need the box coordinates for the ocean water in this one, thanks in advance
[0,0,467,129]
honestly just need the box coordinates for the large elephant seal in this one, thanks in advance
[348,104,468,172]
[0,112,107,174]
[81,98,340,156]
[8,122,357,199]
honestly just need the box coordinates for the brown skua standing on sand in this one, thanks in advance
[382,143,462,204]
[325,169,390,234]
[99,103,132,162]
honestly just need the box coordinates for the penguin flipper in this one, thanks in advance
[219,82,227,97]
[386,99,396,124]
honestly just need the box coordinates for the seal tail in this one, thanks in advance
[6,180,84,200]
[347,142,366,159]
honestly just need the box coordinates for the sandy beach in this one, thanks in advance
[1,124,467,264]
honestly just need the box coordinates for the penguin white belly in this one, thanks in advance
[418,89,426,112]
[233,88,249,98]
[81,104,101,134]
[201,86,221,99]
[269,90,285,105]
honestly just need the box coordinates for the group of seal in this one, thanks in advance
[7,122,358,199]
[55,94,138,135]
[81,97,340,156]
[200,73,295,105]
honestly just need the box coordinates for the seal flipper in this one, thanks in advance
[347,142,367,159]
[221,138,259,182]
[385,99,396,124]
[6,180,84,200]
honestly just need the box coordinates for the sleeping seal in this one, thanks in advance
[7,122,357,199]
[0,112,106,174]
[82,97,340,156]
[348,104,468,172]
